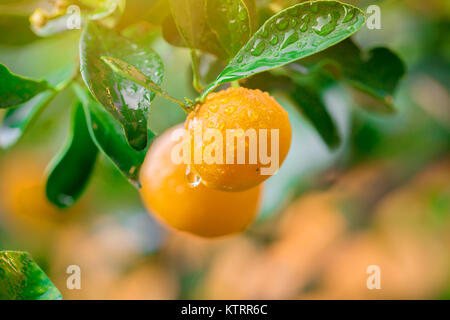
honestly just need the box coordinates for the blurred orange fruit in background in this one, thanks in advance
[139,124,263,238]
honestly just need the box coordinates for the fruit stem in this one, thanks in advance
[190,49,204,94]
[231,80,240,88]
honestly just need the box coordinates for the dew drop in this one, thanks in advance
[185,165,202,188]
[281,31,299,49]
[250,39,265,56]
[288,7,299,17]
[269,34,278,45]
[290,18,297,27]
[276,17,289,31]
[343,8,356,22]
[310,2,319,13]
[260,28,269,38]
[237,56,244,63]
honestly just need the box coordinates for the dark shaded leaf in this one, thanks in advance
[297,39,406,112]
[206,0,252,58]
[72,83,152,187]
[0,251,62,300]
[79,22,163,150]
[201,1,366,99]
[0,63,51,108]
[46,102,98,208]
[168,0,226,59]
[246,70,340,148]
[288,72,341,148]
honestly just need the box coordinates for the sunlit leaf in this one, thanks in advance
[117,0,171,28]
[0,251,62,300]
[0,64,76,149]
[72,83,152,187]
[46,102,98,208]
[201,1,366,99]
[79,22,163,150]
[168,0,226,59]
[0,63,51,108]
[206,0,252,58]
[162,14,186,48]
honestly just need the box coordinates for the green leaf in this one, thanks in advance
[72,83,152,187]
[0,65,76,149]
[162,14,187,48]
[288,71,341,148]
[0,13,39,46]
[201,1,366,99]
[46,103,99,208]
[0,251,62,300]
[101,56,191,112]
[0,63,51,108]
[79,22,164,151]
[297,39,406,113]
[206,0,252,58]
[245,70,341,149]
[168,0,226,59]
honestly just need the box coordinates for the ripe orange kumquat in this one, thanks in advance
[185,87,292,191]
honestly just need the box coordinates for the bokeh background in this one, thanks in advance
[0,0,449,299]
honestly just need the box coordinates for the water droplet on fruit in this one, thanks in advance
[185,165,202,188]
[224,105,236,114]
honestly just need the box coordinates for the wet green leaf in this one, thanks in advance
[206,0,252,58]
[0,65,76,149]
[0,63,51,108]
[73,83,152,187]
[168,0,226,59]
[46,103,99,208]
[0,14,38,46]
[201,1,366,99]
[79,22,163,151]
[0,251,62,300]
[297,39,406,113]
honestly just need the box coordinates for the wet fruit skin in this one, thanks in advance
[139,125,262,238]
[186,87,292,191]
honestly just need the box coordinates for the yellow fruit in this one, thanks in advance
[185,87,292,191]
[139,125,262,238]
